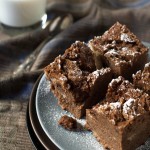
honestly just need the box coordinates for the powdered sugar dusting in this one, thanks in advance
[115,60,127,66]
[109,76,122,87]
[75,40,80,44]
[120,33,135,42]
[60,76,68,81]
[122,47,128,51]
[92,70,100,78]
[88,68,111,84]
[110,102,121,109]
[123,98,135,118]
[99,68,111,75]
[105,49,119,56]
[145,62,150,68]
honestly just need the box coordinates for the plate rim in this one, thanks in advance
[26,104,47,150]
[28,73,59,150]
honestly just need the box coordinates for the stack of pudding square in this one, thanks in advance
[133,62,150,95]
[44,22,150,149]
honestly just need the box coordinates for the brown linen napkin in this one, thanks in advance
[0,1,150,149]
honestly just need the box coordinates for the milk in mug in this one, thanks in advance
[0,0,47,27]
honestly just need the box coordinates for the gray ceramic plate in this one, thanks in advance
[36,42,150,150]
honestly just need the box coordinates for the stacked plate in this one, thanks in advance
[27,42,150,150]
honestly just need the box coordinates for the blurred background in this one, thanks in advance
[0,0,150,41]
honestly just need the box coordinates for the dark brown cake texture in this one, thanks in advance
[89,22,149,80]
[44,41,112,118]
[133,62,150,95]
[86,76,150,150]
[58,115,77,130]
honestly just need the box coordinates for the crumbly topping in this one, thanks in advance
[106,77,134,104]
[47,55,62,73]
[89,22,148,66]
[133,62,150,81]
[94,76,150,125]
[87,68,111,86]
[96,100,123,125]
[91,70,100,78]
[110,102,122,109]
[122,98,137,119]
[122,47,128,51]
[104,49,119,57]
[44,55,70,90]
[63,41,96,72]
[120,33,135,43]
[145,62,150,68]
[59,76,68,82]
[109,76,123,87]
[63,60,83,83]
[133,62,150,93]
[107,76,133,97]
[94,68,111,76]
[95,89,150,125]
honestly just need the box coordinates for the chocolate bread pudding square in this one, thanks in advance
[133,62,150,95]
[44,41,112,118]
[89,22,149,79]
[86,76,150,150]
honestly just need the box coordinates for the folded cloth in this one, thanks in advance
[0,0,150,149]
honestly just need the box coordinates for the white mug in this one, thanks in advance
[0,0,47,27]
